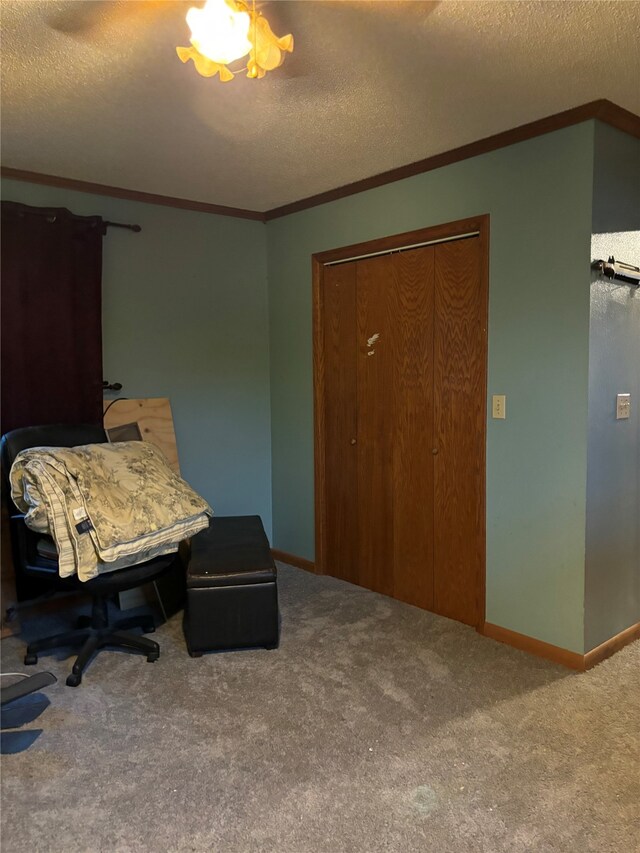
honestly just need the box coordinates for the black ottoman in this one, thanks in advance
[184,515,279,656]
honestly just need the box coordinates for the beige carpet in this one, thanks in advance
[1,563,638,853]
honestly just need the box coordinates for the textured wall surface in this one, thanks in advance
[267,122,595,653]
[1,178,273,536]
[585,123,640,651]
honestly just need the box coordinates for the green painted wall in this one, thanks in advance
[1,179,272,536]
[267,122,596,653]
[585,124,640,651]
[3,121,604,653]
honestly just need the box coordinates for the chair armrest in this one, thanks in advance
[8,514,59,576]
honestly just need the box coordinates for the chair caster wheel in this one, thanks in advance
[66,672,82,687]
[188,649,203,658]
[24,653,38,665]
[143,624,155,634]
[146,651,159,663]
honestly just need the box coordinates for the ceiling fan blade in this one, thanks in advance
[47,0,114,35]
[47,1,191,40]
[257,1,439,82]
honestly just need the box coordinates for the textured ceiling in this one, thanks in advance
[2,0,639,211]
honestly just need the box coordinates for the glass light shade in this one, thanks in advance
[186,0,252,65]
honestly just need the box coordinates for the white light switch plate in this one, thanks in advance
[616,393,631,419]
[492,395,506,419]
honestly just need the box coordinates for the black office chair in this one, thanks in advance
[1,424,182,687]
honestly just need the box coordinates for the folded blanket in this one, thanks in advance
[10,441,213,582]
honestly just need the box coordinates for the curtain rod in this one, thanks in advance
[2,201,142,233]
[105,220,142,233]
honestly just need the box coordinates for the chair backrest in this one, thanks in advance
[1,423,107,474]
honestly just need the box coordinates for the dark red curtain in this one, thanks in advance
[1,201,105,435]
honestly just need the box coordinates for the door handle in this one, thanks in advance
[432,448,439,455]
[350,438,357,445]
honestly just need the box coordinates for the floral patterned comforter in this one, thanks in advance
[10,441,213,582]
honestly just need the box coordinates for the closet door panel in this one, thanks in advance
[433,237,485,626]
[319,224,487,627]
[356,254,396,597]
[323,262,359,584]
[389,247,435,609]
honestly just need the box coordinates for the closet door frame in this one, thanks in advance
[312,214,490,629]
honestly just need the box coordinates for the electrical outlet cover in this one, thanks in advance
[492,395,506,419]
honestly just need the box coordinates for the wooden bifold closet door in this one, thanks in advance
[319,227,486,628]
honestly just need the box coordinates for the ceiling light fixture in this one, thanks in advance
[177,0,294,82]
